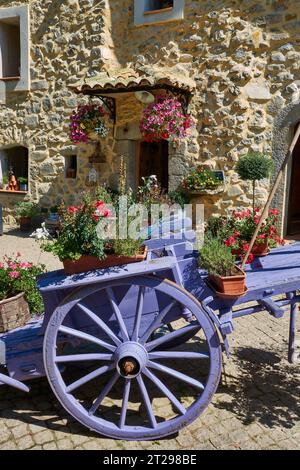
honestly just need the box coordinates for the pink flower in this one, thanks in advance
[9,271,20,279]
[20,262,32,269]
[16,252,21,258]
[68,206,79,214]
[269,209,279,216]
[8,262,18,269]
[0,262,4,269]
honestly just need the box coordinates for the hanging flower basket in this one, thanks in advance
[140,95,194,143]
[70,104,109,144]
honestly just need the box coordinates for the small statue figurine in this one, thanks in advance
[8,167,18,191]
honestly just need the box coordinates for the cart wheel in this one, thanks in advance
[43,276,222,440]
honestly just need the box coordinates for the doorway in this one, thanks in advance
[137,140,169,191]
[286,125,300,237]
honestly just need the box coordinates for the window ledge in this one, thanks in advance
[144,7,173,15]
[0,76,21,82]
[0,189,28,194]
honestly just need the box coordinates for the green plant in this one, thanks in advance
[112,238,144,257]
[15,201,39,218]
[42,192,112,261]
[168,189,190,207]
[235,153,273,211]
[50,205,59,214]
[2,175,8,185]
[0,253,45,314]
[199,237,237,277]
[137,176,171,210]
[182,166,222,192]
[18,177,28,185]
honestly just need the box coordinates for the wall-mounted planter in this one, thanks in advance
[188,186,224,196]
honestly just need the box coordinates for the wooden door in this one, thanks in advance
[287,128,300,236]
[138,140,169,191]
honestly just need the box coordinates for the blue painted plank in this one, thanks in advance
[38,256,177,292]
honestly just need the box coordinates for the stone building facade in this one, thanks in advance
[0,0,300,236]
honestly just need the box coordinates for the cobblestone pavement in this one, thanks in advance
[0,232,299,450]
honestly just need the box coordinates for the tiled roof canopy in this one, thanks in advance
[70,67,196,95]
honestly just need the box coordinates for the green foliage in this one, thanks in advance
[15,201,39,218]
[236,153,273,182]
[0,254,45,315]
[112,238,144,257]
[199,237,236,277]
[42,192,111,261]
[182,166,222,191]
[137,176,171,210]
[18,177,28,185]
[168,189,190,207]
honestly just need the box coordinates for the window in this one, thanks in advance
[0,146,29,193]
[0,5,30,91]
[134,0,184,26]
[145,1,174,13]
[65,155,77,179]
[0,16,20,79]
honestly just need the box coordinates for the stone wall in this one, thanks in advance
[0,0,300,229]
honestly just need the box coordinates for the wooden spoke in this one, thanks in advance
[136,375,157,429]
[77,302,122,346]
[140,300,177,344]
[106,287,129,342]
[149,351,209,360]
[89,372,119,415]
[143,368,186,416]
[131,286,145,342]
[55,353,113,363]
[58,325,116,352]
[148,361,205,391]
[145,324,200,351]
[66,364,114,393]
[119,379,131,429]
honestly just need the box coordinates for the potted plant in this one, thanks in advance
[49,205,59,221]
[182,166,223,195]
[18,177,28,191]
[70,104,109,144]
[235,153,273,212]
[0,176,8,190]
[15,201,39,231]
[0,253,45,332]
[206,208,285,261]
[140,95,194,143]
[40,190,147,275]
[199,237,246,297]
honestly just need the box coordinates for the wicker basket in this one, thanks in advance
[0,292,31,333]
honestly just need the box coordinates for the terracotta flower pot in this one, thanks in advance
[251,241,269,257]
[63,246,148,275]
[0,292,31,333]
[208,266,246,296]
[19,216,31,231]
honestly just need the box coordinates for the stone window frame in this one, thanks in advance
[0,144,29,195]
[61,147,78,180]
[0,5,30,92]
[134,0,185,26]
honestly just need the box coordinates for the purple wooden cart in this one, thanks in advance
[0,226,299,440]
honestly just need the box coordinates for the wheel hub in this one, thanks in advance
[115,342,148,378]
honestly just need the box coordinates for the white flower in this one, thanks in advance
[30,223,51,240]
